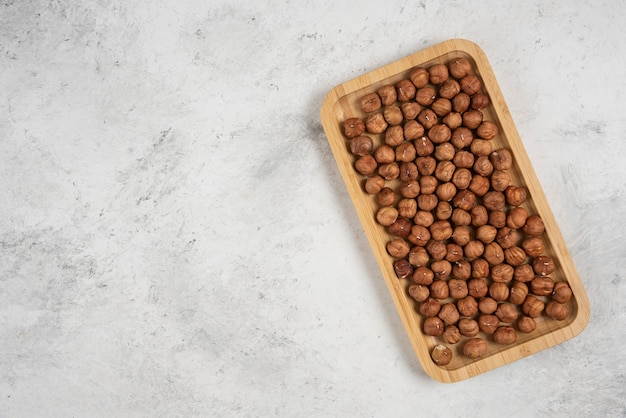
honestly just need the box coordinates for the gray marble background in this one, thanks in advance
[1,0,625,416]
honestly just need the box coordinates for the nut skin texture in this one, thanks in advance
[354,155,377,175]
[429,64,449,84]
[478,314,499,335]
[423,316,445,336]
[431,345,453,366]
[505,186,527,206]
[376,206,398,227]
[470,205,489,227]
[436,201,453,220]
[449,57,472,79]
[408,246,430,267]
[399,181,420,199]
[360,92,382,113]
[448,279,469,299]
[478,297,498,314]
[443,112,463,129]
[344,117,365,138]
[552,282,573,303]
[496,227,520,249]
[401,102,421,120]
[414,136,434,156]
[409,67,429,88]
[488,210,507,229]
[458,318,480,337]
[393,259,413,279]
[436,182,457,202]
[491,170,511,192]
[468,278,489,298]
[452,260,471,280]
[489,282,509,302]
[463,338,488,359]
[398,198,418,218]
[378,162,400,181]
[463,109,483,129]
[457,296,479,317]
[509,281,529,305]
[452,189,477,211]
[493,326,517,345]
[412,266,435,286]
[435,161,456,183]
[429,124,452,144]
[414,210,435,227]
[350,135,374,156]
[431,280,451,300]
[365,112,388,134]
[464,240,485,260]
[523,215,546,236]
[517,316,537,333]
[476,120,498,140]
[473,156,493,177]
[439,79,461,99]
[388,217,412,238]
[408,284,429,302]
[404,120,425,141]
[430,220,453,241]
[504,246,527,266]
[522,236,545,257]
[471,259,490,279]
[416,157,437,176]
[545,301,569,320]
[431,260,452,280]
[396,143,417,163]
[508,207,529,230]
[533,256,556,276]
[522,295,545,318]
[384,125,405,147]
[416,87,437,107]
[400,162,418,182]
[386,238,410,258]
[452,92,471,113]
[450,127,473,149]
[483,242,505,265]
[451,225,471,246]
[514,264,535,283]
[460,74,482,95]
[531,276,555,296]
[453,151,475,169]
[445,243,464,263]
[431,98,452,116]
[419,298,441,317]
[452,168,473,190]
[364,175,385,194]
[383,105,404,125]
[426,240,448,261]
[378,85,397,106]
[469,175,491,196]
[443,325,462,344]
[377,187,396,206]
[470,139,493,157]
[482,191,505,211]
[471,93,490,110]
[374,145,395,164]
[495,303,519,323]
[490,149,513,170]
[490,263,514,283]
[438,303,459,325]
[434,142,456,161]
[395,79,416,102]
[417,194,438,211]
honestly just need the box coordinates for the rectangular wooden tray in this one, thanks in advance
[320,39,590,383]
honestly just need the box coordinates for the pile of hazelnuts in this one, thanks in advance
[342,57,574,365]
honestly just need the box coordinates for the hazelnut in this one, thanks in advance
[349,135,374,156]
[523,215,546,236]
[416,156,437,176]
[374,144,396,164]
[414,210,435,227]
[388,216,412,237]
[448,278,469,299]
[473,156,494,177]
[470,205,489,227]
[377,187,396,206]
[344,117,365,138]
[434,142,456,161]
[431,98,452,116]
[476,120,498,140]
[384,125,405,147]
[476,225,497,244]
[533,255,555,276]
[408,284,430,302]
[428,124,452,144]
[483,191,505,211]
[419,298,441,318]
[530,276,555,296]
[522,236,545,257]
[517,316,536,333]
[414,135,434,156]
[470,92,490,110]
[445,243,464,262]
[450,127,473,149]
[386,238,410,258]
[509,281,529,305]
[452,260,472,280]
[435,161,456,182]
[431,259,452,280]
[438,302,459,325]
[452,168,473,189]
[457,295,479,317]
[393,259,414,279]
[415,86,437,106]
[443,112,463,129]
[431,344,452,366]
[365,112,388,134]
[431,280,451,300]
[493,326,517,345]
[364,175,385,194]
[443,325,462,344]
[505,186,527,206]
[552,281,573,303]
[452,189,477,211]
[401,101,421,120]
[460,74,481,95]
[430,220,453,241]
[470,139,493,157]
[451,208,471,226]
[478,297,498,314]
[495,303,519,323]
[491,169,511,192]
[355,154,378,175]
[504,246,527,266]
[496,226,520,249]
[489,282,509,302]
[383,105,404,125]
[436,182,457,202]
[360,92,381,113]
[408,225,431,247]
[399,162,418,182]
[408,246,430,267]
[396,142,417,163]
[417,194,438,211]
[478,314,500,335]
[423,316,445,336]
[522,295,545,318]
[464,240,485,260]
[463,109,483,129]
[378,85,397,106]
[429,63,449,84]
[376,206,398,227]
[469,175,491,196]
[413,266,435,286]
[468,278,489,298]
[458,318,480,337]
[471,259,490,279]
[449,57,472,79]
[378,162,400,180]
[409,67,429,88]
[483,242,504,264]
[488,210,507,228]
[508,207,529,229]
[451,225,471,246]
[404,120,426,140]
[398,197,418,217]
[439,79,461,99]
[514,264,535,283]
[452,92,470,113]
[453,151,475,169]
[491,263,514,283]
[395,79,416,102]
[435,201,453,220]
[463,337,488,359]
[545,301,569,320]
[489,148,513,170]
[426,240,448,261]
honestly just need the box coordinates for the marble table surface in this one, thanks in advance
[1,1,625,416]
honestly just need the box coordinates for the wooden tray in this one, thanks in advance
[320,39,590,383]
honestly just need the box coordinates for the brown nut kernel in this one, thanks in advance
[470,92,490,110]
[452,168,472,190]
[443,325,462,344]
[452,189,477,211]
[508,207,529,230]
[430,220,453,241]
[458,318,480,337]
[408,246,430,267]
[401,101,421,120]
[469,175,491,196]
[443,112,463,129]
[399,162,418,182]
[415,86,437,106]
[523,215,545,236]
[349,135,374,156]
[517,315,536,333]
[490,148,513,170]
[398,198,418,217]
[493,326,517,345]
[376,206,398,227]
[509,281,529,305]
[409,67,429,88]
[478,297,498,314]
[463,337,488,359]
[378,85,397,106]
[439,79,461,99]
[428,124,452,144]
[431,280,451,300]
[435,201,453,220]
[460,74,481,95]
[530,276,555,296]
[364,175,385,194]
[395,79,416,102]
[495,303,519,323]
[395,143,417,163]
[431,259,452,280]
[462,109,483,129]
[445,243,464,262]
[457,295,479,317]
[404,120,425,141]
[360,92,381,113]
[448,278,469,299]
[438,303,459,325]
[488,210,507,228]
[416,156,437,176]
[471,259,490,279]
[468,278,489,298]
[491,263,514,283]
[387,238,411,258]
[522,236,545,257]
[476,225,497,244]
[491,169,511,192]
[388,217,412,237]
[431,98,452,116]
[470,205,489,227]
[408,225,431,247]
[434,142,456,161]
[431,345,452,366]
[413,266,435,286]
[476,120,498,140]
[533,256,555,276]
[552,281,573,303]
[470,139,493,156]
[473,156,494,177]
[545,301,569,320]
[414,135,434,156]
[378,162,400,181]
[377,187,396,206]
[453,151,475,169]
[514,264,535,283]
[417,194,439,211]
[374,145,395,164]
[365,112,388,134]
[496,226,520,249]
[505,186,528,206]
[489,281,509,301]
[451,225,471,246]
[414,210,435,227]
[522,295,545,318]
[436,182,457,202]
[464,240,485,260]
[452,92,471,113]
[408,284,429,302]
[452,260,472,280]
[484,191,506,212]
[344,117,365,138]
[478,314,500,335]
[429,63,449,84]
[426,240,448,261]
[450,127,473,149]
[449,57,472,79]
[504,246,527,266]
[393,259,413,279]
[423,316,445,336]
[383,125,404,147]
[354,154,377,176]
[419,297,441,317]
[435,161,456,183]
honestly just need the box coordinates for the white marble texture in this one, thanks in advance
[1,0,625,416]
